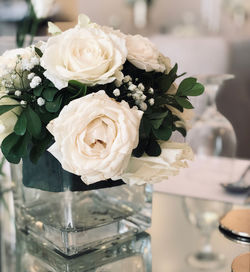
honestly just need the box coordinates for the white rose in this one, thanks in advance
[117,142,194,185]
[0,47,34,77]
[0,97,21,144]
[126,34,171,72]
[47,90,143,184]
[31,0,55,19]
[41,27,127,90]
[0,47,35,90]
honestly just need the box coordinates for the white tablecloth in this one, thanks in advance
[154,156,250,205]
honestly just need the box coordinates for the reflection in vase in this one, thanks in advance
[16,231,152,272]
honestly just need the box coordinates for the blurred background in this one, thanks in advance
[0,0,250,158]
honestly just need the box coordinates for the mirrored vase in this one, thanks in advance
[16,231,152,272]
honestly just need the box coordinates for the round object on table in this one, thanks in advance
[219,209,250,245]
[231,253,250,272]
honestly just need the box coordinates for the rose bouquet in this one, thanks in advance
[1,15,204,192]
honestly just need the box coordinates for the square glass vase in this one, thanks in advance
[11,162,152,257]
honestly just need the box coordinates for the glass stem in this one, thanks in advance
[200,233,213,255]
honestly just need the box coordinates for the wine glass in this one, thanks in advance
[183,197,232,270]
[187,74,237,158]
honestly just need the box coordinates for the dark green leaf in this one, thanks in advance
[175,97,194,109]
[33,85,44,96]
[45,95,63,113]
[149,111,168,120]
[153,125,172,141]
[30,135,53,164]
[139,117,151,138]
[168,63,178,79]
[175,126,187,137]
[158,75,172,92]
[177,77,197,96]
[182,82,205,96]
[13,132,30,157]
[1,133,20,156]
[69,80,86,89]
[42,87,58,102]
[0,105,20,116]
[25,106,42,138]
[132,138,148,157]
[145,139,161,156]
[14,111,27,136]
[151,119,164,130]
[34,47,43,57]
[1,133,21,163]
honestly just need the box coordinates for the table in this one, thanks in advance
[1,190,248,272]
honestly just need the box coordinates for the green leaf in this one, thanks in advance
[34,47,43,57]
[175,97,194,109]
[13,132,30,157]
[45,95,63,113]
[14,111,27,136]
[177,77,197,96]
[30,135,53,164]
[42,87,58,102]
[182,82,205,96]
[150,119,163,130]
[0,105,20,116]
[149,111,168,120]
[139,117,151,138]
[33,85,44,96]
[132,138,148,158]
[145,139,161,156]
[153,125,172,141]
[69,80,86,89]
[148,111,169,129]
[168,63,178,79]
[1,133,21,164]
[158,75,172,92]
[25,106,42,138]
[175,126,187,137]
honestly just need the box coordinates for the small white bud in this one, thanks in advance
[28,73,35,80]
[140,94,147,101]
[115,80,122,88]
[113,88,120,97]
[20,100,27,106]
[123,75,132,83]
[148,98,155,106]
[138,83,145,91]
[14,90,21,96]
[128,84,137,91]
[139,102,147,111]
[37,97,45,106]
[30,76,42,88]
[148,87,154,94]
[127,93,132,97]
